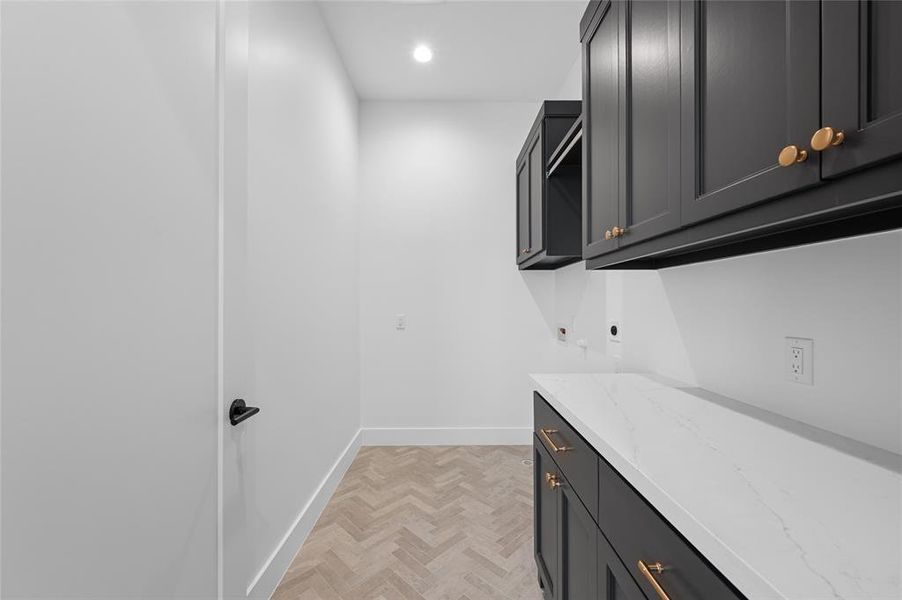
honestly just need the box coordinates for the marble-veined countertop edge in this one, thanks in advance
[529,372,902,600]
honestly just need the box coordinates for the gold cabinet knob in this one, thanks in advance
[612,226,626,238]
[810,126,845,151]
[545,473,562,490]
[521,248,530,255]
[778,144,808,167]
[604,229,613,241]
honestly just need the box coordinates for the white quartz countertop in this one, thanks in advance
[530,373,902,600]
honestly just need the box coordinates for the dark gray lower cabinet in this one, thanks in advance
[598,530,648,600]
[598,455,745,600]
[559,484,599,599]
[534,439,559,599]
[534,393,747,600]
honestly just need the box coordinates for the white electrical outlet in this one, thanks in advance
[785,337,813,385]
[607,320,621,343]
[395,314,407,331]
[556,325,569,344]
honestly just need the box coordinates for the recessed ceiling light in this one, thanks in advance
[413,44,434,64]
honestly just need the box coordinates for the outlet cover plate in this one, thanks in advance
[785,337,813,385]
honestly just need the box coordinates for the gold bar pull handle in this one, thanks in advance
[539,428,572,453]
[638,561,671,600]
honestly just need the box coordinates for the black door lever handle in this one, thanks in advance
[229,399,260,426]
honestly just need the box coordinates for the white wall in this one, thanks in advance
[1,2,220,596]
[240,1,361,595]
[358,102,609,443]
[553,234,902,455]
[553,54,582,101]
[1,2,363,597]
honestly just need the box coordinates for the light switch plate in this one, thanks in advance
[785,337,813,385]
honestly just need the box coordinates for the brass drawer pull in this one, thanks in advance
[539,428,572,453]
[638,560,671,600]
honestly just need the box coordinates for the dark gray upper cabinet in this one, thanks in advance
[529,134,545,255]
[579,0,902,270]
[821,0,902,178]
[621,0,681,243]
[517,160,530,259]
[516,101,582,270]
[583,0,683,259]
[582,0,621,259]
[681,0,821,224]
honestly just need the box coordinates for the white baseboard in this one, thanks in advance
[361,426,532,446]
[247,429,362,600]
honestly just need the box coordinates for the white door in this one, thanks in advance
[220,2,258,599]
[1,1,221,597]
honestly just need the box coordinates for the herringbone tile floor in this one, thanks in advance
[272,445,543,600]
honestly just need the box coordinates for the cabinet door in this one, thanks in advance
[619,0,681,246]
[529,132,545,256]
[680,0,821,224]
[534,439,559,599]
[821,0,902,177]
[583,0,621,259]
[558,484,599,600]
[517,158,530,262]
[598,530,649,600]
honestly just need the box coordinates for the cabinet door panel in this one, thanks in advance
[534,439,558,598]
[517,159,530,262]
[868,2,902,118]
[583,0,620,259]
[558,484,598,600]
[621,0,681,245]
[681,0,820,224]
[821,0,902,177]
[529,133,545,256]
[598,530,648,600]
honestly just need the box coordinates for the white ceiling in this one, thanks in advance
[317,0,586,101]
